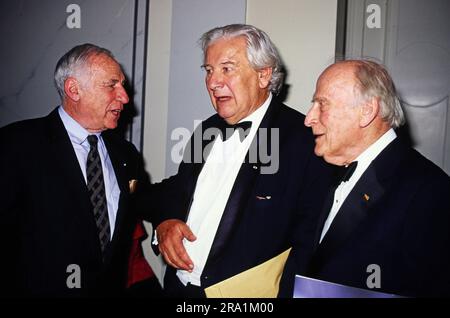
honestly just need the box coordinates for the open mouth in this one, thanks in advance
[314,133,325,141]
[110,109,122,117]
[215,96,232,103]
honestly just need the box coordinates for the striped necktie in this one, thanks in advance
[86,135,111,256]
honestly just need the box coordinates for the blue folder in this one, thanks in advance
[293,275,404,298]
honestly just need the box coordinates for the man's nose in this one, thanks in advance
[116,85,129,104]
[207,72,224,91]
[304,105,318,127]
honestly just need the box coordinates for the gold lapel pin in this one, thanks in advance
[363,193,370,202]
[129,179,138,194]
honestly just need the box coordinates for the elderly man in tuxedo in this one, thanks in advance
[0,44,159,297]
[280,60,450,297]
[150,24,333,297]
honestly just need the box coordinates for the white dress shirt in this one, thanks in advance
[319,128,397,243]
[58,106,120,238]
[176,94,272,286]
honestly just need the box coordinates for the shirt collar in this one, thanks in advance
[238,93,272,129]
[58,106,101,145]
[354,128,397,169]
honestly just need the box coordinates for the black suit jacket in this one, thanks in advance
[151,98,334,295]
[0,108,151,297]
[280,137,450,297]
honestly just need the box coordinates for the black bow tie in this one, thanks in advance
[336,161,358,185]
[218,121,252,142]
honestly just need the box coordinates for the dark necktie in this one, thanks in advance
[86,135,111,255]
[219,121,252,142]
[336,161,358,185]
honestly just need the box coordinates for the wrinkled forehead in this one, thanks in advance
[205,36,247,60]
[86,53,124,79]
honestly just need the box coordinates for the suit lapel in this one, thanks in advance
[310,138,405,270]
[312,187,336,248]
[181,116,223,215]
[47,110,134,265]
[192,119,221,182]
[316,168,385,258]
[46,109,92,213]
[207,99,280,261]
[46,109,102,261]
[207,160,260,261]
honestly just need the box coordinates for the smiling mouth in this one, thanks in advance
[111,109,122,117]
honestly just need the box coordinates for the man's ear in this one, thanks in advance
[257,67,273,89]
[360,97,380,128]
[64,77,81,102]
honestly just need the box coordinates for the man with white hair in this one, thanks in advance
[280,60,450,297]
[0,43,159,297]
[152,24,333,297]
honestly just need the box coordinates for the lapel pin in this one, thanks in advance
[363,193,370,202]
[129,179,138,194]
[123,163,127,167]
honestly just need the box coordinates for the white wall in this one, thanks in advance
[143,0,172,183]
[246,0,338,114]
[141,0,173,284]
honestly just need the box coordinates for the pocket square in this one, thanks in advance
[256,195,271,200]
[129,179,138,194]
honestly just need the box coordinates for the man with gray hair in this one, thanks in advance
[151,24,333,297]
[0,43,160,296]
[279,60,450,297]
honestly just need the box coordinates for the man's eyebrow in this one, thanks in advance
[220,60,237,66]
[201,61,237,68]
[103,78,125,85]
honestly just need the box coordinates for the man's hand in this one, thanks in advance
[156,219,197,271]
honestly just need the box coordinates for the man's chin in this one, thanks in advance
[315,149,334,163]
[314,146,324,157]
[217,112,235,123]
[216,104,235,117]
[105,121,119,130]
[322,154,341,166]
